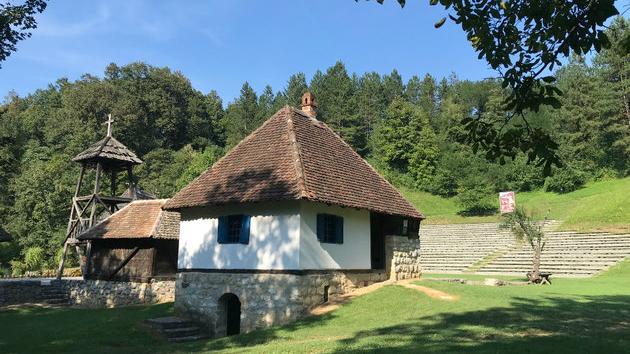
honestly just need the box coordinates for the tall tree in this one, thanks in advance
[309,62,362,150]
[281,73,308,108]
[356,72,386,154]
[371,98,439,187]
[367,0,619,172]
[382,69,405,104]
[223,82,259,147]
[0,0,47,67]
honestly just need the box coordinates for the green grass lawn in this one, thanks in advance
[2,261,629,354]
[401,177,630,232]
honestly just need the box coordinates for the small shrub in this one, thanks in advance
[10,260,26,277]
[24,247,46,272]
[544,167,586,193]
[457,185,498,216]
[426,168,458,197]
[593,168,619,181]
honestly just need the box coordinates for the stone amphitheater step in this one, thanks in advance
[419,222,630,277]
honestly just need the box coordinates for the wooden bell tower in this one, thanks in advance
[57,115,143,279]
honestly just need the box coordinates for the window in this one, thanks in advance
[316,214,343,244]
[218,215,251,244]
[402,219,409,236]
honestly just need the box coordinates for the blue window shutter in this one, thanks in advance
[217,216,228,244]
[239,215,251,245]
[316,214,325,241]
[335,216,344,244]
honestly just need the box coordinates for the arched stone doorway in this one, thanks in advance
[217,293,241,337]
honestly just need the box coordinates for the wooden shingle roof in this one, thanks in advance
[78,200,179,240]
[164,106,424,220]
[73,136,142,165]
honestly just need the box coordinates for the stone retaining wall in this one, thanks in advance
[0,278,174,308]
[0,280,45,306]
[62,279,175,307]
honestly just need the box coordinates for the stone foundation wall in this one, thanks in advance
[175,270,388,337]
[385,235,422,280]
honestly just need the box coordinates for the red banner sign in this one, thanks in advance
[499,191,516,213]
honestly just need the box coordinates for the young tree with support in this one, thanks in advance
[500,207,550,284]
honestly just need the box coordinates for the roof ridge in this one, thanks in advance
[286,112,309,199]
[296,111,424,219]
[148,207,164,238]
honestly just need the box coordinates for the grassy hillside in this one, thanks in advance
[2,261,629,353]
[401,177,630,232]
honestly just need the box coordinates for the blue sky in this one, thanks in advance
[0,0,499,103]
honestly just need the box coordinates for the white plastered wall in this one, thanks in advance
[177,201,301,270]
[177,200,372,271]
[299,201,371,270]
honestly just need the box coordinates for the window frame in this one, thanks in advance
[218,214,251,245]
[316,213,344,244]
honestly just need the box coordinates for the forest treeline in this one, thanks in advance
[0,18,628,274]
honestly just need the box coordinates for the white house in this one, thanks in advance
[163,92,424,337]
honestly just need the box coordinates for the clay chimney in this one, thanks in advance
[300,91,317,119]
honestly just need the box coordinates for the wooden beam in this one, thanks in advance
[89,163,103,226]
[108,246,140,280]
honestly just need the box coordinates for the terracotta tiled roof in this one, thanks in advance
[164,106,424,220]
[79,199,180,240]
[73,136,142,165]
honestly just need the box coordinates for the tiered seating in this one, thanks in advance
[419,223,520,274]
[479,231,630,277]
[419,221,630,277]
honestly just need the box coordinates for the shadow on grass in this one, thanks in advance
[190,293,630,354]
[329,294,630,354]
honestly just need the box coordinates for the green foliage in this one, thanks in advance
[456,183,497,216]
[544,167,586,194]
[9,259,25,277]
[366,1,620,173]
[0,0,47,66]
[23,246,45,271]
[371,98,439,188]
[1,21,628,270]
[175,145,223,190]
[500,207,545,244]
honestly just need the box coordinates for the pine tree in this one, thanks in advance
[356,72,386,155]
[281,73,308,108]
[309,62,362,150]
[223,82,259,147]
[383,69,405,104]
[371,98,439,187]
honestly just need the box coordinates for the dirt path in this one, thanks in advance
[396,278,460,301]
[309,278,458,316]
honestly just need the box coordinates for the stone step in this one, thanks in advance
[44,298,69,305]
[167,335,210,343]
[145,316,198,330]
[163,326,203,338]
[145,316,208,343]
